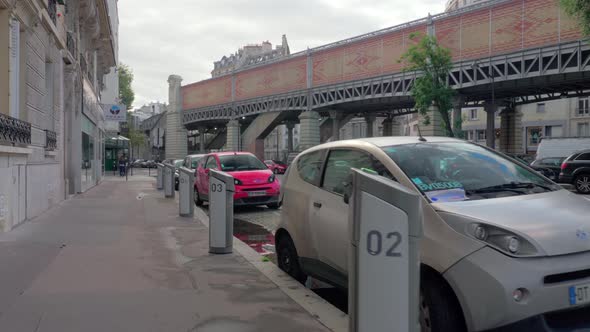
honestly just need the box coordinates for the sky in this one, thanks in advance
[118,0,445,109]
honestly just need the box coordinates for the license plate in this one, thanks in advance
[569,283,590,305]
[248,191,267,197]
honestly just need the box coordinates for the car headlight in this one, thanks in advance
[465,223,538,256]
[234,178,242,185]
[268,175,275,183]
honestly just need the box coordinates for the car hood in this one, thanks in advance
[432,190,590,256]
[228,170,273,185]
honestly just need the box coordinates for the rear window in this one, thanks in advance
[576,153,590,161]
[218,154,267,171]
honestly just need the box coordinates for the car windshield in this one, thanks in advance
[382,142,560,201]
[219,154,267,172]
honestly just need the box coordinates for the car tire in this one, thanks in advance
[574,173,590,194]
[420,271,467,332]
[276,235,306,284]
[194,187,203,206]
[267,202,280,209]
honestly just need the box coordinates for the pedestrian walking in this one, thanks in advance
[118,154,128,177]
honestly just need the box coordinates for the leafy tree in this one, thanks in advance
[400,33,455,137]
[118,64,135,110]
[561,0,590,35]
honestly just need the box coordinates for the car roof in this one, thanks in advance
[186,154,205,158]
[302,136,465,153]
[210,151,254,156]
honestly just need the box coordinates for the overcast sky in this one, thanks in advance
[119,0,444,109]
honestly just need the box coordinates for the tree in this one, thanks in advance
[561,0,590,35]
[118,63,135,110]
[400,33,456,137]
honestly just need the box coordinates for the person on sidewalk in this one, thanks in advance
[118,154,128,177]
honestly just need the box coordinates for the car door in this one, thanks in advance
[200,156,219,199]
[310,148,396,274]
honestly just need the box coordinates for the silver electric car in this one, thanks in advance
[275,136,590,332]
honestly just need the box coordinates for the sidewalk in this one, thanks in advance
[0,175,330,332]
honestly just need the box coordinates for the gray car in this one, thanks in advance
[276,136,590,332]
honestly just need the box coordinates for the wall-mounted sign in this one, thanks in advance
[102,104,127,122]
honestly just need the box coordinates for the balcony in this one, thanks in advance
[0,113,32,147]
[48,0,57,26]
[45,129,57,151]
[64,31,77,64]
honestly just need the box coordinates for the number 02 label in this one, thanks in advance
[366,230,402,257]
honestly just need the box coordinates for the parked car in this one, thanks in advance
[559,149,590,194]
[276,137,590,332]
[264,160,287,174]
[194,152,280,208]
[536,137,590,160]
[183,154,206,170]
[131,159,145,168]
[530,157,565,182]
[145,160,157,168]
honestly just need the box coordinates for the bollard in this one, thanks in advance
[348,168,423,332]
[164,163,175,198]
[156,163,164,190]
[178,167,195,217]
[208,170,235,254]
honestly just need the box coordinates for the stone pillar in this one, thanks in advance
[500,108,524,155]
[329,111,341,141]
[382,117,393,136]
[198,126,206,153]
[226,120,240,151]
[452,96,464,137]
[298,111,320,151]
[165,75,188,159]
[484,101,497,149]
[286,121,295,152]
[365,115,376,137]
[419,106,445,136]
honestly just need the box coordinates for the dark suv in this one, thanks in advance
[559,149,590,194]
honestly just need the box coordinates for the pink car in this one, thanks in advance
[194,152,281,209]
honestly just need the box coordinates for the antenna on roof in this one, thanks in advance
[416,124,427,142]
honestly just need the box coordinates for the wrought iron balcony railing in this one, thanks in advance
[45,129,57,151]
[48,0,57,25]
[0,113,32,147]
[66,31,77,62]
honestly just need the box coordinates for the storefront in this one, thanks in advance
[104,135,129,173]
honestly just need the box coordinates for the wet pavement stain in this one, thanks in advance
[233,218,275,257]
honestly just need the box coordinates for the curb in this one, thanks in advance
[193,207,349,332]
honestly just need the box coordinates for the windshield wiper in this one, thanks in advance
[470,182,553,194]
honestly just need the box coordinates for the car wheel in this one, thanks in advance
[575,174,590,194]
[276,235,306,283]
[420,271,467,332]
[267,202,280,209]
[194,187,203,206]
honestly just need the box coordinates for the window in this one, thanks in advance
[321,149,394,195]
[576,153,590,161]
[467,130,474,141]
[476,130,486,141]
[528,127,542,145]
[539,158,565,166]
[578,123,590,136]
[578,98,589,116]
[469,109,478,121]
[545,125,562,137]
[297,150,325,186]
[536,103,545,113]
[219,154,267,171]
[205,156,218,169]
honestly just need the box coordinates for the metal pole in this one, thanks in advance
[126,163,128,181]
[276,128,279,160]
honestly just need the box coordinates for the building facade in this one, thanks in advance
[462,97,590,154]
[211,35,290,78]
[0,0,117,232]
[263,124,300,161]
